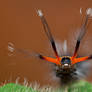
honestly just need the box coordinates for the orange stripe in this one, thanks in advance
[71,56,89,64]
[43,56,61,65]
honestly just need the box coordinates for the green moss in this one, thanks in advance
[0,81,92,92]
[0,83,38,92]
[68,81,92,92]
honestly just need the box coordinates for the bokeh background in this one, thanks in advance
[0,0,92,86]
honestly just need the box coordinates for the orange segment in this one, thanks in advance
[43,56,61,65]
[71,56,89,64]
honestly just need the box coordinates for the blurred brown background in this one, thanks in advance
[0,0,92,86]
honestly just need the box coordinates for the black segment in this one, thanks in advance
[39,14,59,57]
[73,40,80,57]
[61,57,71,64]
[38,54,45,59]
[88,55,92,59]
[73,15,89,58]
[51,40,58,57]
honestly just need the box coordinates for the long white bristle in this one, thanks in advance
[80,8,82,15]
[37,10,43,17]
[86,8,92,17]
[63,40,67,53]
[8,42,15,52]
